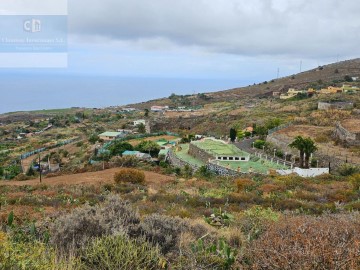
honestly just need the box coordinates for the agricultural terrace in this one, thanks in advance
[179,138,288,174]
[192,138,250,157]
[174,144,205,167]
[217,159,288,174]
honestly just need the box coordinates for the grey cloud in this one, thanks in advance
[68,0,360,58]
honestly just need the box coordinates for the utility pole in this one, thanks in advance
[299,60,302,73]
[39,154,42,183]
[277,67,280,79]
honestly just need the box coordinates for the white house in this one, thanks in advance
[133,119,146,126]
[151,106,169,112]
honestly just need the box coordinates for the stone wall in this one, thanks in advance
[318,102,354,111]
[166,149,199,171]
[188,143,214,163]
[334,123,360,146]
[206,162,241,177]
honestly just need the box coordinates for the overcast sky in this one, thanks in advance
[0,0,360,112]
[65,0,360,77]
[1,0,360,78]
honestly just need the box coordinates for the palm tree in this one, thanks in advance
[303,138,317,169]
[289,136,317,168]
[289,136,305,168]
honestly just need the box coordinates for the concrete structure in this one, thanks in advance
[320,86,342,94]
[117,129,133,134]
[99,132,123,141]
[333,119,360,146]
[342,84,360,92]
[318,101,354,110]
[280,88,306,99]
[190,138,250,163]
[272,91,281,97]
[151,106,169,112]
[276,167,329,177]
[122,150,151,160]
[133,119,146,126]
[120,107,137,112]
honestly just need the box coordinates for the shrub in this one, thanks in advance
[253,140,266,149]
[235,178,256,192]
[349,173,360,191]
[337,164,360,176]
[112,156,139,168]
[0,231,78,270]
[139,214,190,254]
[240,206,280,241]
[114,168,145,185]
[79,235,163,270]
[245,214,360,269]
[49,195,140,253]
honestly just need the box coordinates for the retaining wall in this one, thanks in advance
[188,143,214,163]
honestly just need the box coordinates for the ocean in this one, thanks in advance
[0,74,249,114]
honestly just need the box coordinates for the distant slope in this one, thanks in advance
[129,58,360,109]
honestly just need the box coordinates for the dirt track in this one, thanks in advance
[0,168,175,187]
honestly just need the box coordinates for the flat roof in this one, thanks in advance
[99,132,122,137]
[192,138,250,157]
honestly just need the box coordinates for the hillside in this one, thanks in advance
[130,58,360,109]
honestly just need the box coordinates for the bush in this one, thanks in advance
[0,232,78,269]
[114,168,145,185]
[337,164,360,176]
[245,214,360,269]
[240,206,280,241]
[235,178,256,192]
[49,195,140,252]
[253,140,266,149]
[79,235,163,270]
[349,173,360,191]
[139,214,189,254]
[112,156,139,168]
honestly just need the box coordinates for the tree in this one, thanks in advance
[289,136,317,168]
[229,128,237,142]
[344,75,353,82]
[303,138,317,169]
[108,141,133,156]
[89,134,99,144]
[289,136,305,168]
[137,123,146,134]
[144,109,149,117]
[135,140,160,157]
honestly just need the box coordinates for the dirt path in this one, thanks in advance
[0,168,175,187]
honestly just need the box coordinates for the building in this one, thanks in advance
[120,107,137,112]
[151,106,169,112]
[122,150,152,160]
[117,129,133,134]
[189,138,250,163]
[99,132,123,141]
[342,84,360,92]
[279,88,306,99]
[133,119,146,126]
[320,86,342,94]
[318,101,354,110]
[272,91,281,97]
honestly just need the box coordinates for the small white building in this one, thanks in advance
[133,119,146,126]
[151,106,169,112]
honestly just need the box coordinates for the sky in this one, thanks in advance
[0,0,360,113]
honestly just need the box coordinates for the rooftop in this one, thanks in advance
[99,132,122,137]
